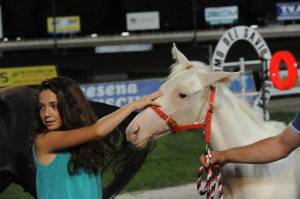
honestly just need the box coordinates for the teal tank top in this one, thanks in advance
[33,146,102,199]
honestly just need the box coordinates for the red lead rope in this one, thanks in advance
[203,86,215,145]
[196,87,223,199]
[150,86,223,199]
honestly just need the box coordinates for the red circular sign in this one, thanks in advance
[270,51,298,90]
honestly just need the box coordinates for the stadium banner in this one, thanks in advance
[95,44,153,54]
[81,74,257,106]
[228,72,257,104]
[228,72,256,93]
[80,79,163,107]
[0,65,57,87]
[126,11,160,31]
[47,16,81,34]
[205,6,238,25]
[276,2,300,21]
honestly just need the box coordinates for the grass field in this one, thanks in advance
[0,111,296,199]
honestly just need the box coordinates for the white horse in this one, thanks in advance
[126,45,300,199]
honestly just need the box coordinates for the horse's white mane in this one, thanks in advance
[219,85,268,126]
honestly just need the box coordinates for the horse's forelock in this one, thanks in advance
[168,61,209,79]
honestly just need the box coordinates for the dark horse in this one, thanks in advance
[0,86,153,199]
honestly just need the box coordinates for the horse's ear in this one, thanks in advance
[171,44,192,70]
[203,71,240,86]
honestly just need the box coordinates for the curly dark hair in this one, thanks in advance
[35,76,155,198]
[36,76,110,175]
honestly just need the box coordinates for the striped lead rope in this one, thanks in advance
[196,145,223,199]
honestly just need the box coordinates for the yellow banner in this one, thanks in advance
[0,65,58,87]
[47,16,81,34]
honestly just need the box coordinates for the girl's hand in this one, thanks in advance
[131,90,163,110]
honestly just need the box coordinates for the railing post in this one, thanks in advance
[239,57,246,100]
[261,58,268,121]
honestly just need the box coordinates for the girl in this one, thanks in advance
[32,76,161,199]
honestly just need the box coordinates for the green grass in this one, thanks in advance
[269,111,296,124]
[0,184,33,199]
[121,130,206,192]
[0,111,296,198]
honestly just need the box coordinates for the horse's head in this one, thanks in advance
[126,44,239,148]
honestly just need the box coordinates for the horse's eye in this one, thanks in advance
[179,93,187,98]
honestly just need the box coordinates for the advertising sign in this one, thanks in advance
[81,79,163,106]
[212,26,272,71]
[81,75,258,107]
[126,11,160,31]
[276,2,300,21]
[0,65,57,87]
[47,16,81,34]
[228,73,256,93]
[205,6,238,25]
[228,72,257,104]
[95,44,153,54]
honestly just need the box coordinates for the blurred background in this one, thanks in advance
[0,0,300,198]
[0,0,299,84]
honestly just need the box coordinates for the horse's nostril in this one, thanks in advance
[134,126,141,133]
[129,126,140,141]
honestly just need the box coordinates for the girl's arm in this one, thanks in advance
[35,91,162,153]
[89,101,138,133]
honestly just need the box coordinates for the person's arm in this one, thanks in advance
[35,91,162,153]
[201,127,300,167]
[89,101,138,132]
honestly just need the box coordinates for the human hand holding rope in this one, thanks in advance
[197,146,224,199]
[200,150,227,168]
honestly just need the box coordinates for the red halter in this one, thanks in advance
[150,86,216,144]
[151,86,223,199]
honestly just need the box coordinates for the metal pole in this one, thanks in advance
[192,0,198,45]
[261,59,268,121]
[51,0,57,53]
[208,44,213,66]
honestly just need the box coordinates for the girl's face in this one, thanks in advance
[39,89,62,131]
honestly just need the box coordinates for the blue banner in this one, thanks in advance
[80,79,163,106]
[228,73,256,93]
[81,74,256,107]
[276,2,300,21]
